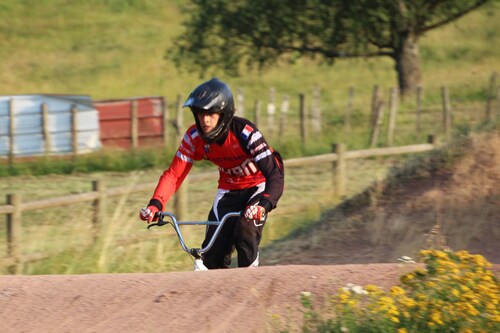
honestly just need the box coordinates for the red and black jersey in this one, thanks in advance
[149,117,284,212]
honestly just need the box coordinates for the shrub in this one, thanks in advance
[296,250,499,333]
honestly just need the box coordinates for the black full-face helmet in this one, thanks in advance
[183,78,235,144]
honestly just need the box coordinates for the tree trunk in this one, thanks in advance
[394,32,421,96]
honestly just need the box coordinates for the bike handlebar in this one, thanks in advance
[147,211,242,258]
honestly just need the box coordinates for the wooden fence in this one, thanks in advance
[98,79,497,150]
[0,140,436,273]
[3,74,498,162]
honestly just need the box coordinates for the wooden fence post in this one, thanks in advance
[497,86,500,120]
[486,71,497,122]
[92,180,106,244]
[237,88,245,117]
[7,193,22,274]
[370,85,380,128]
[162,97,169,146]
[299,93,307,146]
[174,180,188,220]
[253,100,261,128]
[311,84,321,135]
[267,87,276,137]
[416,86,423,137]
[175,94,183,143]
[71,105,78,157]
[370,100,385,148]
[333,144,346,198]
[387,87,399,146]
[131,100,138,149]
[441,86,452,142]
[8,98,15,165]
[345,87,354,132]
[279,95,289,137]
[41,103,51,156]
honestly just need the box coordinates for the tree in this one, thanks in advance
[169,0,491,95]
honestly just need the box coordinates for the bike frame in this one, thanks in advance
[148,211,241,259]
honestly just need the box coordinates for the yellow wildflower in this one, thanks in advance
[390,286,405,297]
[431,310,444,325]
[338,292,350,304]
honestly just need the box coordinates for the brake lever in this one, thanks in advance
[147,220,168,229]
[147,213,168,229]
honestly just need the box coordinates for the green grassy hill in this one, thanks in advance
[1,0,499,105]
[1,0,499,177]
[1,1,499,274]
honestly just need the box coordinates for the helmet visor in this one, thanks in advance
[190,106,221,115]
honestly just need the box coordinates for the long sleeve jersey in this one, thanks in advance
[148,117,284,212]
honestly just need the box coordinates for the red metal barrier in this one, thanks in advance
[94,96,165,149]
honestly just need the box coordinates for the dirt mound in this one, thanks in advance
[263,131,500,266]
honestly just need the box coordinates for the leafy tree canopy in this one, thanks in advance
[169,0,491,94]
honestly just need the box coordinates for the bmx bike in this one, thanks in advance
[147,211,241,271]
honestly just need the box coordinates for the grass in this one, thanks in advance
[0,152,406,273]
[1,0,499,176]
[1,1,499,104]
[1,1,499,273]
[0,120,497,274]
[16,119,498,274]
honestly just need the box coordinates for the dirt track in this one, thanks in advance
[0,263,426,333]
[1,263,498,333]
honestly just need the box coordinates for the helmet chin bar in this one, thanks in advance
[194,113,227,144]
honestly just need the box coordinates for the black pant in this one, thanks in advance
[201,185,266,269]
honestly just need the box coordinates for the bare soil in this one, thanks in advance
[1,264,499,333]
[1,132,499,333]
[0,264,419,333]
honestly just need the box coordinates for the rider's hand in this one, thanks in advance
[139,206,159,223]
[244,205,266,222]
